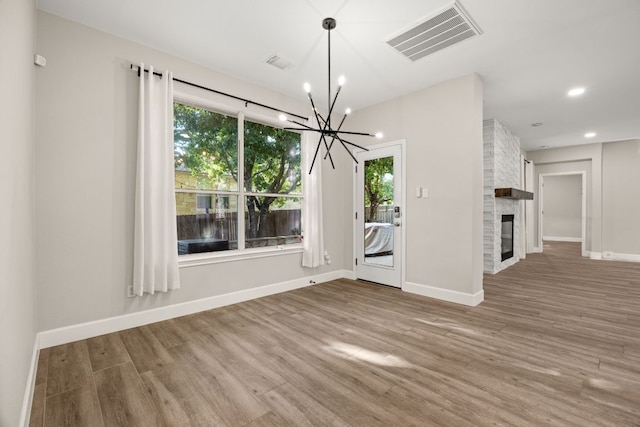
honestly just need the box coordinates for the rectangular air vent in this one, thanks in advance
[265,54,294,71]
[386,1,481,61]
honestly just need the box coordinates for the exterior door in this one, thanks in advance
[355,143,403,287]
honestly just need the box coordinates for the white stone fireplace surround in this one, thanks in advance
[483,119,522,274]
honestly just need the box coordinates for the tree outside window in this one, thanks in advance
[364,157,394,223]
[173,103,301,254]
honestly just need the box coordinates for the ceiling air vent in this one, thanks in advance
[265,54,294,71]
[386,1,482,62]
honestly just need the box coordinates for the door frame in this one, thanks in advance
[538,171,587,256]
[352,139,406,288]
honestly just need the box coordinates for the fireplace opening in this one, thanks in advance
[501,214,514,261]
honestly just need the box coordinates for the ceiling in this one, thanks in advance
[36,0,640,152]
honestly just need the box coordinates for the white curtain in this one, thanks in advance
[302,128,325,267]
[133,63,181,295]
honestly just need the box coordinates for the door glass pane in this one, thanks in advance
[363,156,394,267]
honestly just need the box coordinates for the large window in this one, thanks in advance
[173,102,302,256]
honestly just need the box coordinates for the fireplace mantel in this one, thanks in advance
[495,188,534,200]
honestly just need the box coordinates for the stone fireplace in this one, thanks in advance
[483,119,522,274]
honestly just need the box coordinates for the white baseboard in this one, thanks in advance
[602,251,640,262]
[19,336,40,427]
[39,270,348,349]
[533,247,542,253]
[403,281,484,306]
[543,236,582,242]
[343,270,356,280]
[589,252,602,260]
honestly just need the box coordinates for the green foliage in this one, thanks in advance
[173,103,301,238]
[244,120,301,196]
[174,103,238,189]
[364,157,394,222]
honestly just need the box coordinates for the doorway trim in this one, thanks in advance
[538,171,587,256]
[353,139,406,288]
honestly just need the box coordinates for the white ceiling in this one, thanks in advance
[36,0,640,151]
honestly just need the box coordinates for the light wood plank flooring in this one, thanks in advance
[29,242,640,426]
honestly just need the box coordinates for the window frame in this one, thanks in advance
[173,91,303,267]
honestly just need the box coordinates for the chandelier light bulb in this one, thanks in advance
[278,114,287,121]
[303,82,311,93]
[375,132,383,139]
[338,75,346,86]
[345,108,352,115]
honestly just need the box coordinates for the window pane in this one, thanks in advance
[176,193,238,254]
[245,196,301,248]
[244,121,301,194]
[174,103,238,191]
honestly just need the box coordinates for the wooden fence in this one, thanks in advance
[176,210,301,243]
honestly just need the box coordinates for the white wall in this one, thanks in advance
[602,139,640,255]
[0,0,37,425]
[542,174,582,240]
[34,12,345,331]
[346,74,484,300]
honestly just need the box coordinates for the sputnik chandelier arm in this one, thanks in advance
[281,17,382,174]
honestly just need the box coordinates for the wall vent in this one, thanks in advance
[386,1,481,62]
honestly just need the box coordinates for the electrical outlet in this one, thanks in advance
[422,187,429,198]
[416,186,422,198]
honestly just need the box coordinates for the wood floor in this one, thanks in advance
[29,242,640,426]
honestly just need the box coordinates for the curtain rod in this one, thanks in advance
[130,64,307,121]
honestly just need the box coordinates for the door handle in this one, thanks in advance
[394,221,401,227]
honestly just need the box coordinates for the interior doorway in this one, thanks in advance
[538,172,586,256]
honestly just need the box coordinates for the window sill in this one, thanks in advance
[178,244,303,268]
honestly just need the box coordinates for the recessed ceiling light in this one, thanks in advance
[585,132,596,138]
[568,87,586,97]
[531,122,543,127]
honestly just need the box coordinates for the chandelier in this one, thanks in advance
[281,17,382,174]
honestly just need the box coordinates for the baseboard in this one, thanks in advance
[403,281,484,306]
[343,270,356,280]
[543,236,582,242]
[39,269,348,349]
[37,266,496,347]
[533,247,542,253]
[589,252,602,260]
[19,335,40,427]
[602,251,640,262]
